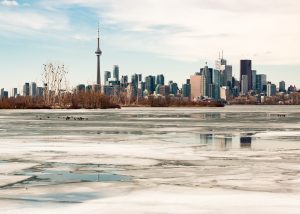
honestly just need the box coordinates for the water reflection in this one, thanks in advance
[199,134,252,150]
[240,137,252,148]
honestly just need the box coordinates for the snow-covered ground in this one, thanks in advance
[0,106,300,213]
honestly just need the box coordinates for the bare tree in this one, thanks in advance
[42,62,69,106]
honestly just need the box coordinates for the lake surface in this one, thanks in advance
[0,106,300,213]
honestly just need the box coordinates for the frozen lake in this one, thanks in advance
[0,106,300,213]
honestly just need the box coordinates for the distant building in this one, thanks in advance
[120,75,129,89]
[37,87,44,97]
[190,74,205,100]
[126,83,137,100]
[267,83,276,97]
[23,83,30,96]
[145,75,156,94]
[156,74,165,86]
[288,85,297,93]
[86,85,93,92]
[256,74,267,93]
[182,79,191,98]
[215,53,232,88]
[131,73,142,94]
[159,85,170,96]
[252,70,257,91]
[241,75,248,95]
[220,86,230,101]
[76,84,86,93]
[30,82,37,97]
[279,81,286,93]
[200,65,213,97]
[240,60,252,91]
[208,84,220,100]
[0,88,5,99]
[11,88,18,98]
[104,71,111,85]
[169,82,178,96]
[113,65,119,81]
[3,91,8,99]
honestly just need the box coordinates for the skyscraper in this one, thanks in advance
[279,81,286,92]
[240,60,252,91]
[23,83,30,96]
[200,65,213,97]
[145,76,155,94]
[156,74,165,86]
[182,79,191,98]
[190,74,206,100]
[95,24,102,90]
[169,82,178,96]
[113,65,119,81]
[252,70,257,91]
[267,83,276,96]
[104,71,111,85]
[11,88,18,98]
[30,82,37,97]
[256,74,267,93]
[215,52,232,88]
[241,75,248,95]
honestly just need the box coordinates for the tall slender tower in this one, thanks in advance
[95,24,102,90]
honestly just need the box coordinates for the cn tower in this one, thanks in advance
[95,24,102,90]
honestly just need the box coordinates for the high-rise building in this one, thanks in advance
[200,65,213,97]
[113,65,119,81]
[190,74,206,100]
[267,83,276,96]
[220,86,230,101]
[0,88,4,99]
[279,81,286,93]
[30,82,37,97]
[215,53,232,88]
[212,70,221,86]
[215,52,227,71]
[169,82,178,96]
[256,74,267,93]
[224,65,233,88]
[241,75,248,95]
[131,74,139,87]
[104,71,111,85]
[95,25,102,91]
[252,70,257,91]
[208,84,220,100]
[76,84,86,93]
[137,74,142,82]
[159,85,170,96]
[86,85,93,92]
[145,75,155,94]
[37,87,44,97]
[23,83,30,96]
[240,60,252,91]
[3,91,8,99]
[11,88,18,98]
[156,74,165,86]
[182,84,191,98]
[182,79,191,98]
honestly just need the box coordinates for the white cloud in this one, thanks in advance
[1,0,18,6]
[38,0,300,65]
[2,0,300,65]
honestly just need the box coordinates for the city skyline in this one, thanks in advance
[1,0,300,90]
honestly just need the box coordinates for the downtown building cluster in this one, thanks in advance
[74,53,297,104]
[0,82,44,99]
[0,24,298,103]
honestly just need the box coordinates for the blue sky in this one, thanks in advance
[0,0,300,91]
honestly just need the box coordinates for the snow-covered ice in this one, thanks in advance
[0,106,300,213]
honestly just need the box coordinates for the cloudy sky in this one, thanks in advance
[0,0,300,90]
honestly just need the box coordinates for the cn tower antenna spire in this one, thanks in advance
[95,21,102,90]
